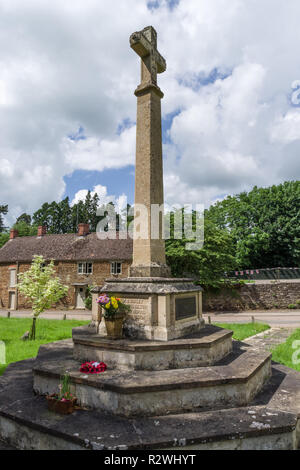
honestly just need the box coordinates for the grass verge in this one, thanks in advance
[0,317,89,376]
[214,322,270,341]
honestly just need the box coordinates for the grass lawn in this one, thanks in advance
[0,318,89,376]
[214,322,270,341]
[271,329,300,372]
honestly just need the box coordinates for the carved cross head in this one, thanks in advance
[130,26,166,86]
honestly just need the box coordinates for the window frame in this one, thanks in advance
[111,261,122,275]
[77,262,93,275]
[9,268,17,288]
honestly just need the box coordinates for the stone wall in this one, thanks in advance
[203,281,300,312]
[0,260,131,310]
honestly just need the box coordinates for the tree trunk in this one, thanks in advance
[29,317,37,340]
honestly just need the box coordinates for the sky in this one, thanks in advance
[0,0,300,225]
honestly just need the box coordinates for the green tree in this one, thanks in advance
[0,232,9,248]
[16,213,32,225]
[0,205,8,233]
[18,255,69,340]
[13,221,38,237]
[207,181,300,268]
[165,210,236,286]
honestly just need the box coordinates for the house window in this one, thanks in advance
[9,269,16,287]
[78,262,93,275]
[111,262,122,275]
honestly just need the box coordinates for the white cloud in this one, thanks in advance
[0,0,299,225]
[63,125,136,172]
[71,184,127,212]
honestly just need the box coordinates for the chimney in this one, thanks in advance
[37,226,47,237]
[78,223,90,237]
[9,229,18,240]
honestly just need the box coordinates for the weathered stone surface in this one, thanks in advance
[72,325,233,370]
[93,277,203,294]
[0,351,299,450]
[129,26,169,278]
[33,340,272,417]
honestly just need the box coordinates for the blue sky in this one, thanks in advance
[63,111,184,205]
[1,0,300,224]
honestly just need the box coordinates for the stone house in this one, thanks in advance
[0,224,132,310]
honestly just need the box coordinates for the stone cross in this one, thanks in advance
[129,26,170,278]
[130,26,166,88]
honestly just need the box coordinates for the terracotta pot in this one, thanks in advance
[46,395,77,415]
[104,314,124,339]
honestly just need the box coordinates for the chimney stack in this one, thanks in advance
[9,229,18,240]
[37,226,47,237]
[78,223,90,237]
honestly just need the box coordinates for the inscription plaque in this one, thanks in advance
[175,296,196,321]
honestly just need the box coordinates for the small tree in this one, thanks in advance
[18,255,68,340]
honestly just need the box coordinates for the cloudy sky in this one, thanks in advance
[0,0,300,225]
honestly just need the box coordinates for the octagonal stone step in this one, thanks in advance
[33,344,272,418]
[72,325,233,370]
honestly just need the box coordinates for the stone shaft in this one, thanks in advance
[129,26,170,278]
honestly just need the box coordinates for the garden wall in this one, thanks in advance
[203,281,300,312]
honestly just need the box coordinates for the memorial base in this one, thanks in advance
[92,278,204,341]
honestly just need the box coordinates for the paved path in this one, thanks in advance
[0,309,92,321]
[243,327,295,352]
[203,311,300,327]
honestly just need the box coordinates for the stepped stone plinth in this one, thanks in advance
[33,340,271,418]
[73,325,233,371]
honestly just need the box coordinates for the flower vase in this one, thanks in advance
[104,313,124,340]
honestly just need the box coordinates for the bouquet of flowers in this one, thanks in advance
[80,361,107,374]
[96,294,130,319]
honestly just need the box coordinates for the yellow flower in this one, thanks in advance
[105,302,111,309]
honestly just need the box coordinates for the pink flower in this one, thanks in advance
[97,294,110,305]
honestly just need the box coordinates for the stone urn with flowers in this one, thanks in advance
[96,294,130,339]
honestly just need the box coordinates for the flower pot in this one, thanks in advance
[46,395,77,415]
[104,314,124,339]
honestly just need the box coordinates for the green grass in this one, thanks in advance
[214,322,270,341]
[271,329,300,372]
[0,318,89,376]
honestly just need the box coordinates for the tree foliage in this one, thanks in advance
[206,181,300,268]
[165,211,236,286]
[17,255,69,340]
[0,205,8,233]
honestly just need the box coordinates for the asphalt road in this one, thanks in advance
[1,309,300,327]
[203,311,300,327]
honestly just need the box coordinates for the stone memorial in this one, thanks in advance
[1,27,299,451]
[92,26,204,341]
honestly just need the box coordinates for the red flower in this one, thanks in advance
[80,361,107,374]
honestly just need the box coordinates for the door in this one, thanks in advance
[76,287,86,309]
[9,292,16,310]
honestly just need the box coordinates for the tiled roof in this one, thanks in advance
[0,232,133,263]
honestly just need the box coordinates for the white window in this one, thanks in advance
[111,262,122,275]
[9,269,16,287]
[78,262,93,275]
